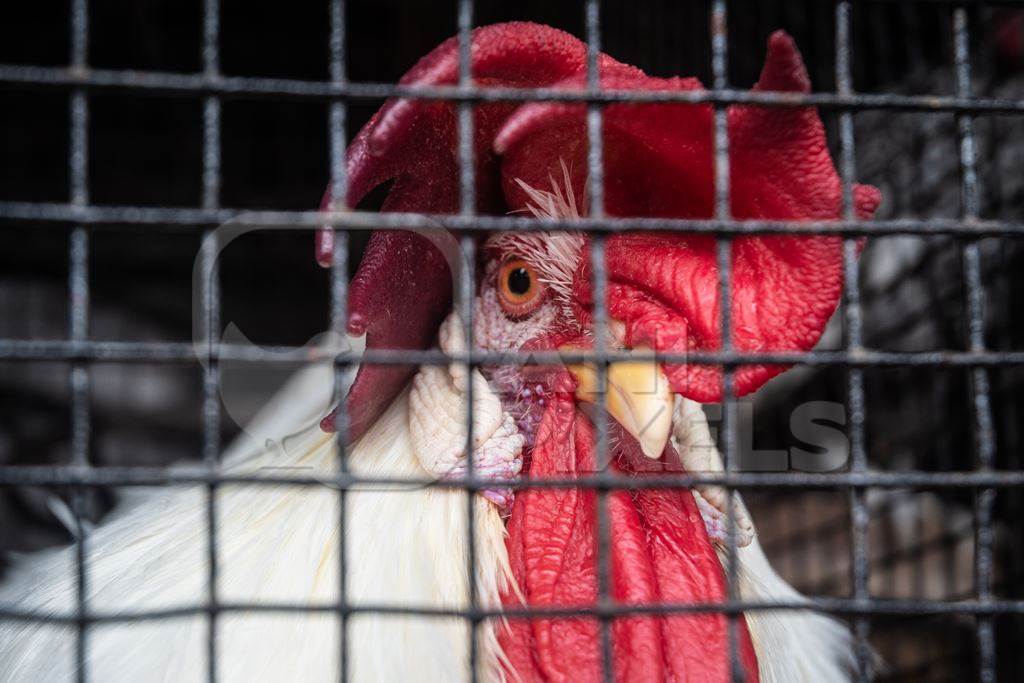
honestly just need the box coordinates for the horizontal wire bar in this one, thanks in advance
[863,0,1024,4]
[0,466,1021,490]
[2,596,1023,626]
[1,339,1023,367]
[3,201,1023,237]
[3,63,1024,113]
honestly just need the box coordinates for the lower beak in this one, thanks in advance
[565,349,674,459]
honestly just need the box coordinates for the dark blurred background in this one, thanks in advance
[2,1,1023,680]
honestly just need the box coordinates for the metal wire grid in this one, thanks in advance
[0,1,1022,682]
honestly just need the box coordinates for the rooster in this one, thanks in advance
[0,22,879,682]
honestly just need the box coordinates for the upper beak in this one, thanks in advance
[565,347,674,459]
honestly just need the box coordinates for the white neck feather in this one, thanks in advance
[718,537,858,682]
[0,367,512,682]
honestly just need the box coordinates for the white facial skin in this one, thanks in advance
[408,310,525,509]
[408,237,576,511]
[473,259,561,354]
[472,254,566,450]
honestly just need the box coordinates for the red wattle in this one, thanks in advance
[500,392,760,682]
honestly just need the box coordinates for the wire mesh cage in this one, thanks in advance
[1,0,1022,681]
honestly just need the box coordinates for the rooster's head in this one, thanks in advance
[318,22,880,682]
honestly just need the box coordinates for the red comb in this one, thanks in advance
[321,24,882,433]
[496,30,881,401]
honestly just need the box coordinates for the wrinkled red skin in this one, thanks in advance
[502,382,759,682]
[497,32,881,402]
[317,21,883,682]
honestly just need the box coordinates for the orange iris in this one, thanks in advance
[497,258,545,318]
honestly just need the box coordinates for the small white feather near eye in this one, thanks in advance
[515,158,585,221]
[487,159,586,314]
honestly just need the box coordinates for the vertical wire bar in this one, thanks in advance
[328,1,350,680]
[202,1,220,211]
[456,2,480,680]
[584,2,613,680]
[69,1,91,680]
[200,1,222,680]
[711,1,743,680]
[835,4,872,680]
[952,8,997,682]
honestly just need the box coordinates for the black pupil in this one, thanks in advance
[507,267,532,296]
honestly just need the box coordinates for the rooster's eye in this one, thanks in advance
[497,258,545,318]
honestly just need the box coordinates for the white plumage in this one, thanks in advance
[0,363,511,681]
[725,537,857,682]
[0,336,860,682]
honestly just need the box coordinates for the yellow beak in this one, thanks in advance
[565,349,673,459]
